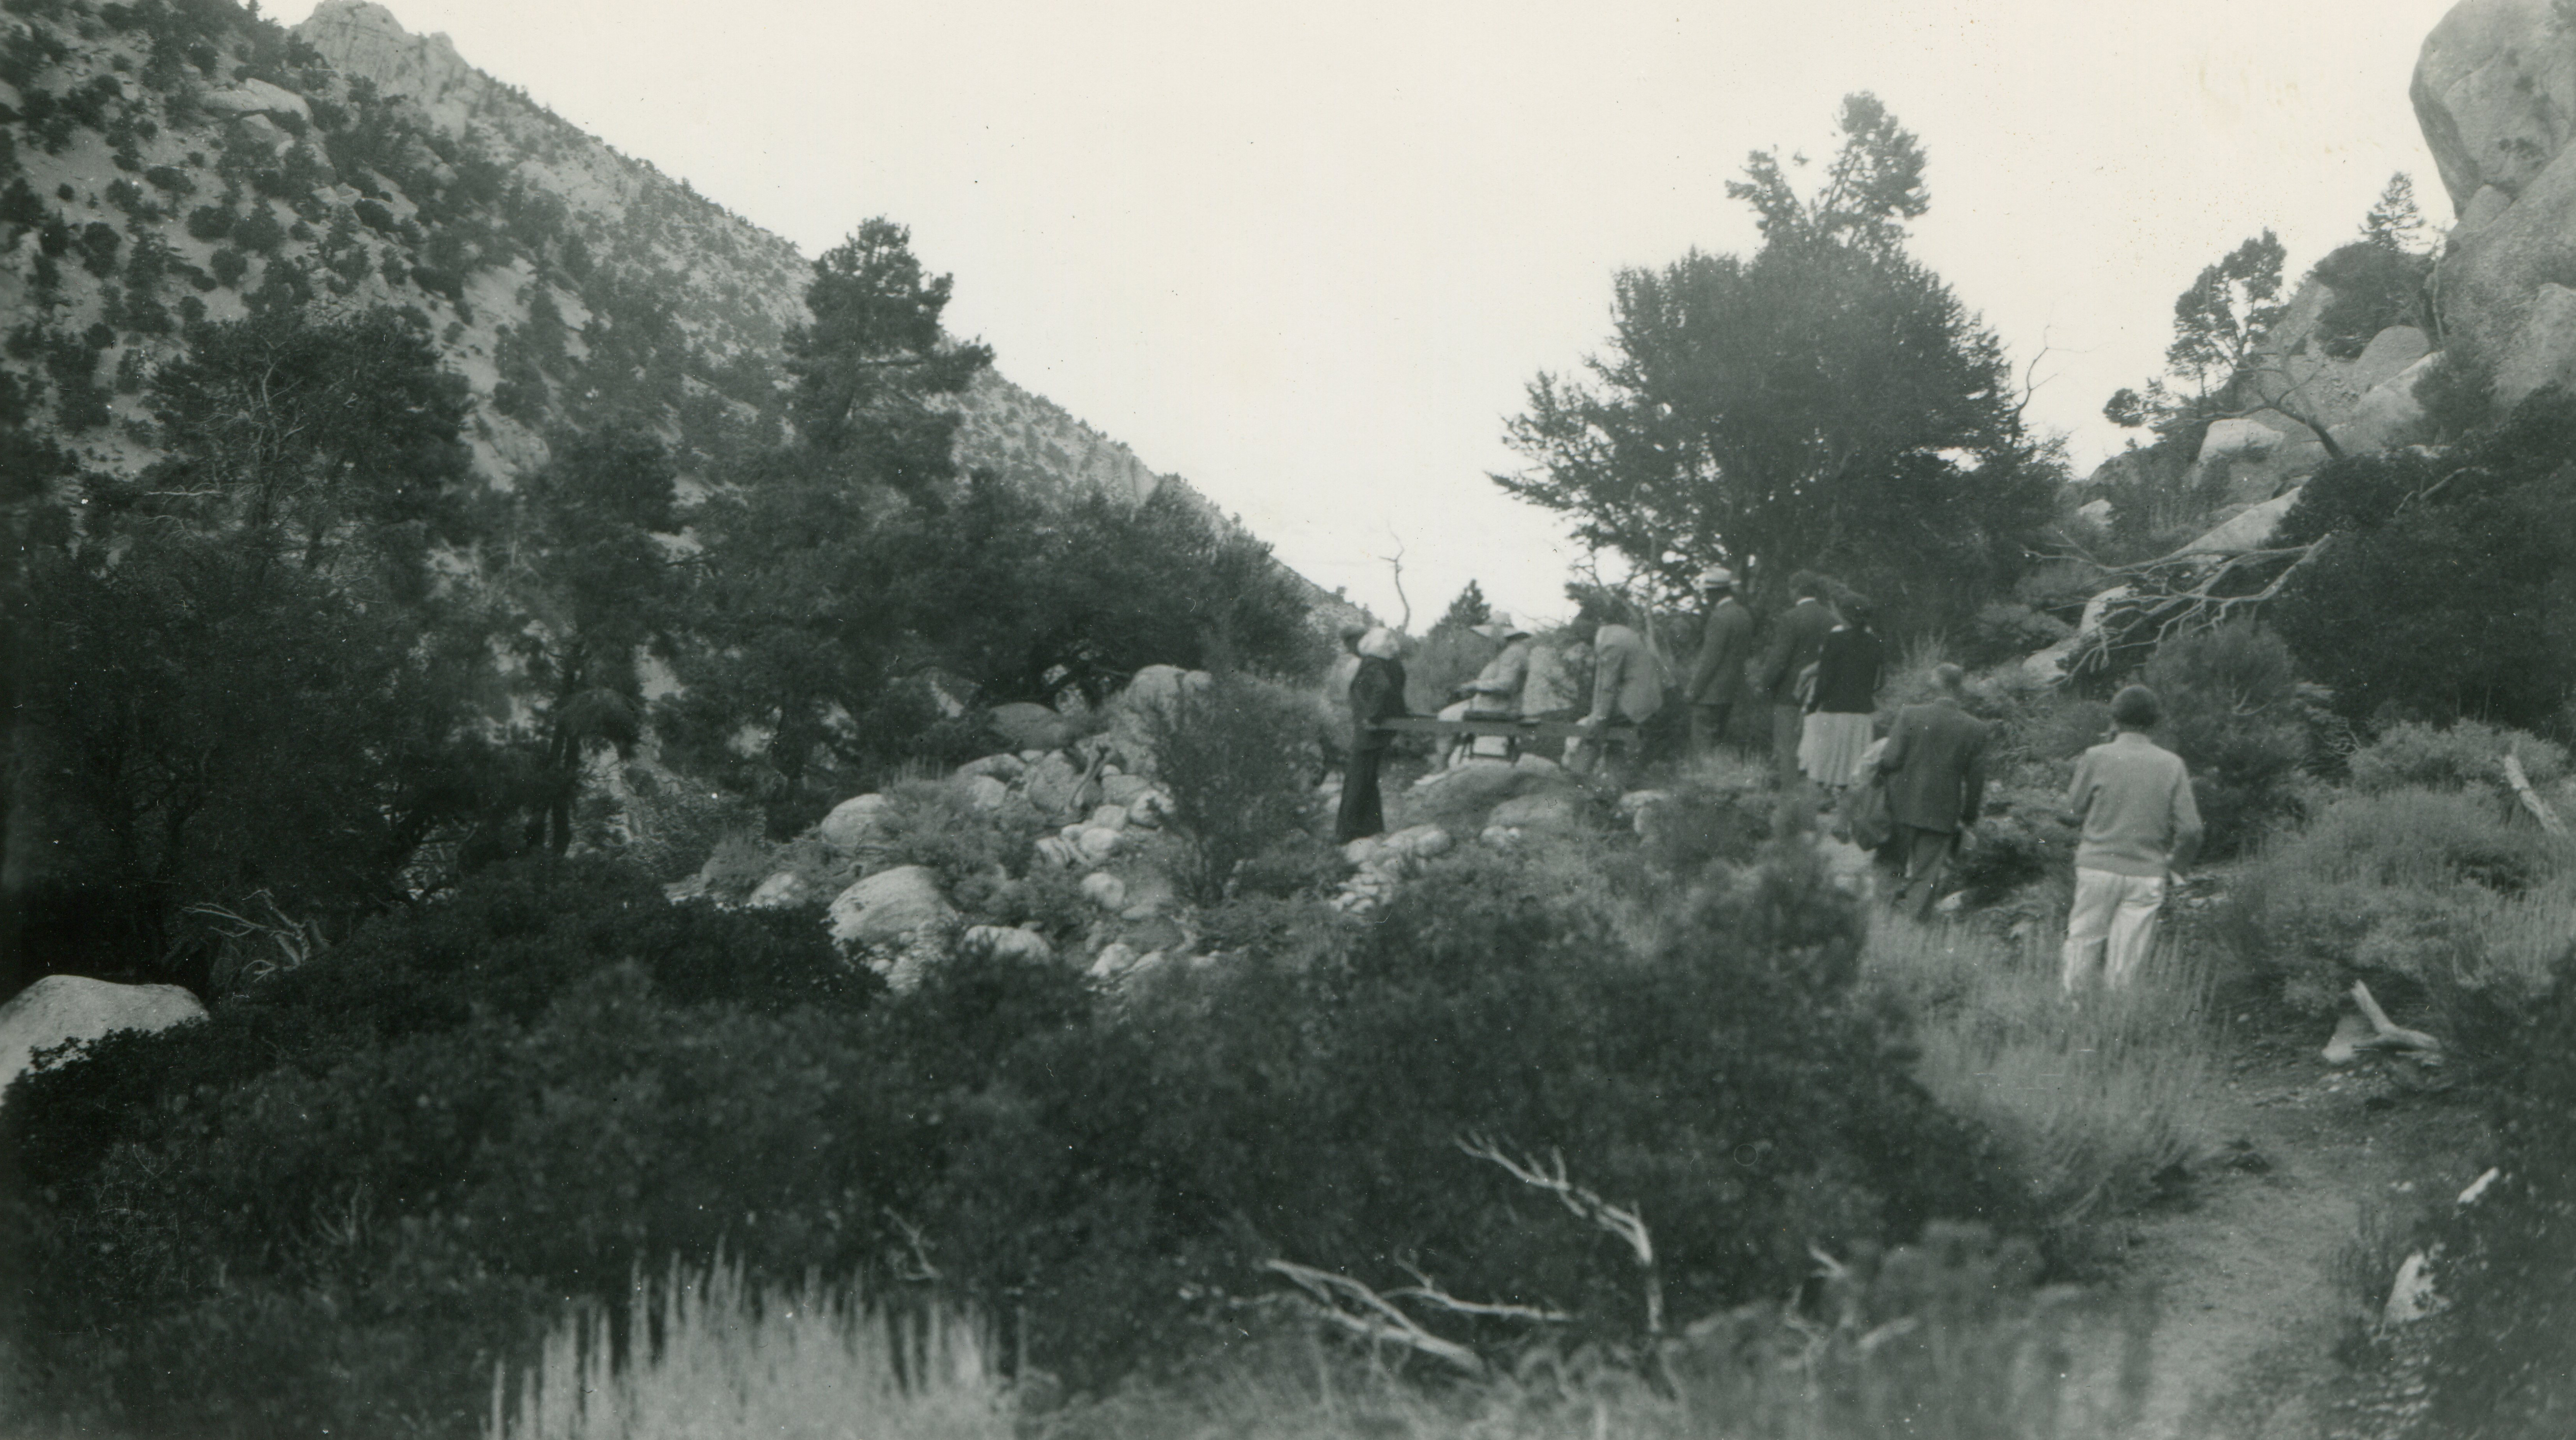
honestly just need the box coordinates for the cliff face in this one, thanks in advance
[2417,0,2576,406]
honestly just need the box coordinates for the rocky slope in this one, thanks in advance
[0,0,1235,526]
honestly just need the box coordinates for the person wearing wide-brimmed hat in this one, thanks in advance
[1686,566,1752,757]
[1441,612,1533,763]
[1336,628,1408,842]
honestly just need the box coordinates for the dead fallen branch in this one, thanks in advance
[2503,751,2566,836]
[1459,1133,1664,1336]
[2323,980,2443,1066]
[1264,1260,1486,1375]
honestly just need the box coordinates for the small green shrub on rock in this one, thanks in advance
[1134,672,1320,903]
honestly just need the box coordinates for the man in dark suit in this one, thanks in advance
[1876,662,1991,920]
[1686,566,1752,758]
[1755,573,1839,785]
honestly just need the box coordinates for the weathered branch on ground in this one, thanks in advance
[2323,980,2443,1066]
[1458,1133,1664,1336]
[2503,752,2566,836]
[1264,1260,1486,1375]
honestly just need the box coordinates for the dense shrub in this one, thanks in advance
[2137,623,2312,857]
[2217,787,2574,1011]
[2404,953,2576,1438]
[2308,240,2430,359]
[2274,393,2576,729]
[2347,718,2569,796]
[1134,671,1321,903]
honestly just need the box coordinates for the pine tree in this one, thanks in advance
[2361,173,2427,254]
[1440,579,1491,631]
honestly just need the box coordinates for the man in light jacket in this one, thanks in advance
[1568,599,1664,780]
[2060,684,2204,992]
[1687,567,1752,758]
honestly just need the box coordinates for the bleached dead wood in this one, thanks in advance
[2324,980,2443,1066]
[2502,752,2566,836]
[1458,1133,1664,1336]
[1264,1260,1486,1375]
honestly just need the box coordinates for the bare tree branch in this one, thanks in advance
[1264,1260,1486,1375]
[1458,1133,1664,1336]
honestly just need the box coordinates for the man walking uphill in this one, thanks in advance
[1877,663,1989,921]
[1757,574,1838,784]
[2061,685,2203,993]
[1687,567,1752,757]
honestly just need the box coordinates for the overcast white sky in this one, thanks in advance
[269,0,2456,624]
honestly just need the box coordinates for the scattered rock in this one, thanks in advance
[1,976,206,1106]
[961,774,1010,811]
[816,793,894,855]
[1023,753,1087,816]
[1076,826,1121,862]
[1105,665,1212,774]
[1088,941,1140,979]
[1086,804,1129,832]
[1342,835,1387,869]
[1384,824,1451,859]
[1514,753,1562,776]
[827,865,955,948]
[958,753,1027,783]
[202,78,313,122]
[990,702,1076,753]
[1125,790,1172,828]
[1080,872,1129,911]
[961,925,1053,963]
[2383,1248,2443,1325]
[1101,773,1154,807]
[745,872,810,910]
[1033,835,1080,869]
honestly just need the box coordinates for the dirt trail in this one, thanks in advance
[2118,1020,2485,1439]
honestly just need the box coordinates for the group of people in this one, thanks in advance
[1335,571,2204,994]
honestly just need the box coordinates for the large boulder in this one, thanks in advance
[202,77,314,122]
[1490,789,1584,833]
[1023,752,1088,816]
[2412,0,2576,214]
[1104,665,1212,774]
[2331,353,2440,454]
[827,866,955,948]
[2493,281,2576,407]
[816,793,895,855]
[1,976,206,1106]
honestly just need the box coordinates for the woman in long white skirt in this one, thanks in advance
[1801,602,1884,792]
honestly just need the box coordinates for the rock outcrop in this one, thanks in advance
[0,977,206,1106]
[2416,0,2576,397]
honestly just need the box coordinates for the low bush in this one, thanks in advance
[1133,671,1320,903]
[1865,920,2211,1239]
[870,777,1043,891]
[2138,623,2313,858]
[2347,718,2569,796]
[2217,786,2576,1011]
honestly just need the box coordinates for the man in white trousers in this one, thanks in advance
[2061,684,2204,993]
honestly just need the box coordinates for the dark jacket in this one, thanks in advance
[1757,598,1838,707]
[1878,698,1990,834]
[1688,596,1754,706]
[1808,626,1884,715]
[1349,656,1407,753]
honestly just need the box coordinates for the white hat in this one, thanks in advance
[1472,611,1531,640]
[1697,566,1735,588]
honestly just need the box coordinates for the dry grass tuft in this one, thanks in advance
[489,1256,1007,1440]
[1865,915,2214,1230]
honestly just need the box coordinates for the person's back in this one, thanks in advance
[1810,626,1883,715]
[2068,732,2198,878]
[1881,699,1989,833]
[1591,623,1665,725]
[2061,686,2204,992]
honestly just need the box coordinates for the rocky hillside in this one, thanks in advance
[0,0,1228,525]
[2073,0,2576,543]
